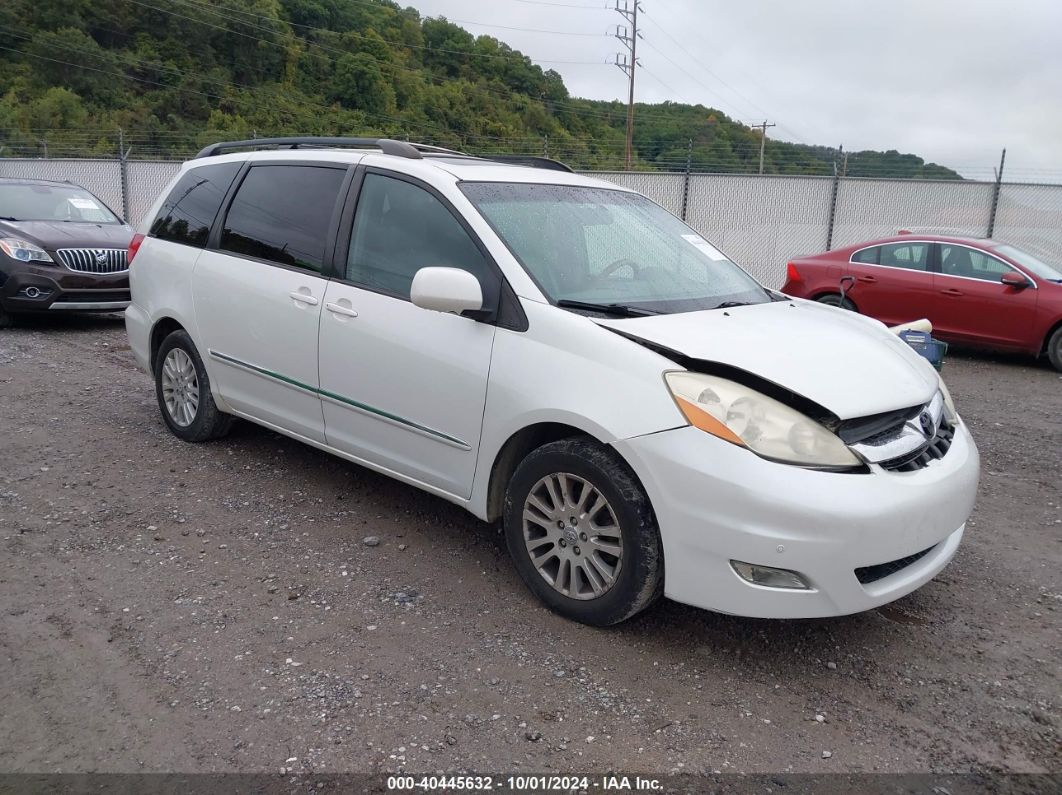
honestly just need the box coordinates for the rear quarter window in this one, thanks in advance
[150,162,242,247]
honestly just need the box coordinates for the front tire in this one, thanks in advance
[154,330,233,442]
[1047,326,1062,372]
[816,293,857,311]
[0,305,17,329]
[503,437,663,626]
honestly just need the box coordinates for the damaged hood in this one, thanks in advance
[595,299,940,420]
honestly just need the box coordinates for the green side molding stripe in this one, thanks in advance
[208,350,470,450]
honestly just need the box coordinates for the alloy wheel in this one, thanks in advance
[522,472,624,600]
[161,348,200,427]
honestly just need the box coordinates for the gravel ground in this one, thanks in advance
[0,315,1058,777]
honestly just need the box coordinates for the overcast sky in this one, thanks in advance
[406,0,1062,180]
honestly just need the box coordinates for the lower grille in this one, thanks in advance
[54,290,131,303]
[56,248,128,274]
[880,423,955,472]
[855,545,936,585]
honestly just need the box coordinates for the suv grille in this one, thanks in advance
[880,423,955,472]
[855,545,936,585]
[56,248,128,274]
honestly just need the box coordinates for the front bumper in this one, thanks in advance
[613,420,980,618]
[0,260,130,313]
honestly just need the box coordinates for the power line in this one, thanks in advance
[639,10,807,144]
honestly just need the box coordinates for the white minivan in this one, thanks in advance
[126,138,980,626]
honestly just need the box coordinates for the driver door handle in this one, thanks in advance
[289,290,319,306]
[325,301,359,318]
[939,287,964,297]
[856,275,877,283]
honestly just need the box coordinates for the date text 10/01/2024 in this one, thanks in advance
[386,775,664,791]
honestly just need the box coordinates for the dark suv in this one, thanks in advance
[0,177,133,327]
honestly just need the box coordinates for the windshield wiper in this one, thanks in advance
[556,299,659,317]
[0,216,19,221]
[714,300,754,309]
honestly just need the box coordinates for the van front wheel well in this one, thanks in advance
[485,423,591,523]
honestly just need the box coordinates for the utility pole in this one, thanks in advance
[753,120,775,175]
[613,1,642,171]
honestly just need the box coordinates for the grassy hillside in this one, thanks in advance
[0,0,959,178]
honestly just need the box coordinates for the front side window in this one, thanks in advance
[0,182,120,224]
[460,182,767,314]
[940,245,1016,283]
[346,173,490,298]
[879,242,930,272]
[151,162,241,247]
[221,165,346,272]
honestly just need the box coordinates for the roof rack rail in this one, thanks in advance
[194,137,463,160]
[479,155,575,173]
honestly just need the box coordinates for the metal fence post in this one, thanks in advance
[680,138,692,221]
[825,162,841,251]
[986,147,1006,239]
[117,128,131,223]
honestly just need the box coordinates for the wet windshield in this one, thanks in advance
[994,244,1062,282]
[460,182,769,314]
[0,183,120,224]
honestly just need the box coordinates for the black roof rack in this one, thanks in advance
[474,155,574,173]
[194,137,463,160]
[193,137,575,173]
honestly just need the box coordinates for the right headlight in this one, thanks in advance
[664,371,861,469]
[0,238,53,263]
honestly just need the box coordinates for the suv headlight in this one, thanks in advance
[0,238,53,263]
[664,371,860,469]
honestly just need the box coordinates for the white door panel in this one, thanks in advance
[193,251,326,441]
[319,281,495,497]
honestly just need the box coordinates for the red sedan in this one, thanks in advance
[782,234,1062,371]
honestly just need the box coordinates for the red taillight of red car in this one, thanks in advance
[786,261,802,283]
[127,233,145,264]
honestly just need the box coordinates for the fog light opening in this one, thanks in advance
[18,286,52,300]
[731,560,812,590]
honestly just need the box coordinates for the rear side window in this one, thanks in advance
[150,162,241,247]
[851,246,879,264]
[220,165,346,273]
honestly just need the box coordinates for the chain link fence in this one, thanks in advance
[124,161,182,227]
[682,174,835,285]
[993,183,1062,262]
[4,156,1061,288]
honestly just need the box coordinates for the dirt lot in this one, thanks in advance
[0,315,1058,778]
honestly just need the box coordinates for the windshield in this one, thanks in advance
[0,183,120,224]
[993,244,1062,282]
[460,182,769,314]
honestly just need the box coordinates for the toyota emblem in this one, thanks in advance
[919,411,934,435]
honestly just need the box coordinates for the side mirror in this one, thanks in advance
[1000,271,1029,288]
[410,267,483,314]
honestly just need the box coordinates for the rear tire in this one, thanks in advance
[816,293,857,311]
[503,437,663,626]
[154,330,233,442]
[1047,326,1062,372]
